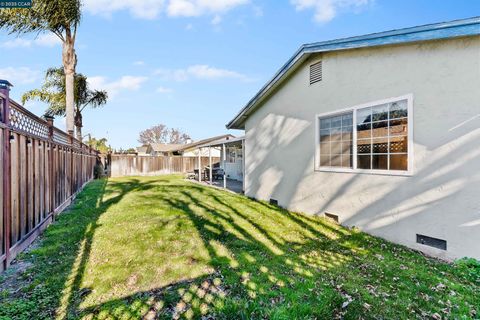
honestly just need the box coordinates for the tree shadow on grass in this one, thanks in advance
[2,177,477,319]
[0,177,164,320]
[69,180,478,319]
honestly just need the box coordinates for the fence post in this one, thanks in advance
[68,135,74,197]
[1,80,13,270]
[44,116,54,218]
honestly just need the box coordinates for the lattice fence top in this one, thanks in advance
[9,104,49,139]
[53,128,70,145]
[3,98,99,154]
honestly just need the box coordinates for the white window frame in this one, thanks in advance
[314,94,414,176]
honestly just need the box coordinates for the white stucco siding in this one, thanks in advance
[244,37,480,260]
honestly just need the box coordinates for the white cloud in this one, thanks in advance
[211,14,222,25]
[84,0,249,19]
[133,60,145,66]
[155,64,251,82]
[291,0,371,23]
[252,5,263,17]
[1,38,31,48]
[167,0,249,17]
[156,86,173,93]
[88,75,148,98]
[1,34,61,48]
[35,34,62,47]
[0,67,40,84]
[83,0,165,19]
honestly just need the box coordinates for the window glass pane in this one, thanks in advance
[357,107,372,124]
[318,112,353,168]
[389,118,408,136]
[372,103,389,122]
[331,154,342,167]
[341,141,352,154]
[320,155,330,166]
[342,125,352,140]
[331,141,342,154]
[372,154,388,170]
[320,117,331,128]
[227,148,236,163]
[357,155,371,169]
[342,113,353,126]
[320,129,330,142]
[319,98,410,172]
[342,154,352,167]
[389,100,408,119]
[372,121,389,137]
[357,139,371,154]
[330,127,342,142]
[237,148,243,160]
[320,142,330,155]
[331,115,342,128]
[357,122,371,139]
[390,154,408,170]
[372,138,388,153]
[389,136,408,153]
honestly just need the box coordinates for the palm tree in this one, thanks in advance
[0,0,81,135]
[22,67,108,141]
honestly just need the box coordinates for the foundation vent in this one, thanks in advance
[269,199,278,206]
[416,234,447,250]
[309,61,322,85]
[324,212,339,223]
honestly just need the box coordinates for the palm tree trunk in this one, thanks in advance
[75,125,82,142]
[74,108,82,141]
[62,31,76,136]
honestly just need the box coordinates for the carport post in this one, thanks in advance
[209,146,212,184]
[197,148,201,182]
[222,143,226,189]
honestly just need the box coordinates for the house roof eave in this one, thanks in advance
[226,16,480,130]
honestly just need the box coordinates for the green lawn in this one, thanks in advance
[0,175,478,319]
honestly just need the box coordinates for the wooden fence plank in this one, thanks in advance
[109,155,220,177]
[0,129,3,256]
[10,133,19,245]
[19,135,27,238]
[27,138,34,233]
[2,97,98,271]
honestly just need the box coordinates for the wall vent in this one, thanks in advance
[269,199,278,206]
[416,234,447,250]
[309,61,322,85]
[324,212,339,223]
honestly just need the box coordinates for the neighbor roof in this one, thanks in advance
[197,135,245,148]
[226,16,480,130]
[150,143,184,152]
[180,134,235,151]
[136,146,149,153]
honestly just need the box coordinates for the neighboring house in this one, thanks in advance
[136,134,235,157]
[150,143,184,156]
[180,134,235,157]
[136,145,152,156]
[226,17,480,260]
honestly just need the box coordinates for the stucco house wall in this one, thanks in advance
[244,36,480,260]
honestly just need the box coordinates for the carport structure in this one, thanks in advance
[196,136,245,193]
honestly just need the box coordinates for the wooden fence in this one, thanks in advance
[109,155,220,177]
[1,88,98,271]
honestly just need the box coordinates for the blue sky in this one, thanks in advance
[0,0,478,148]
